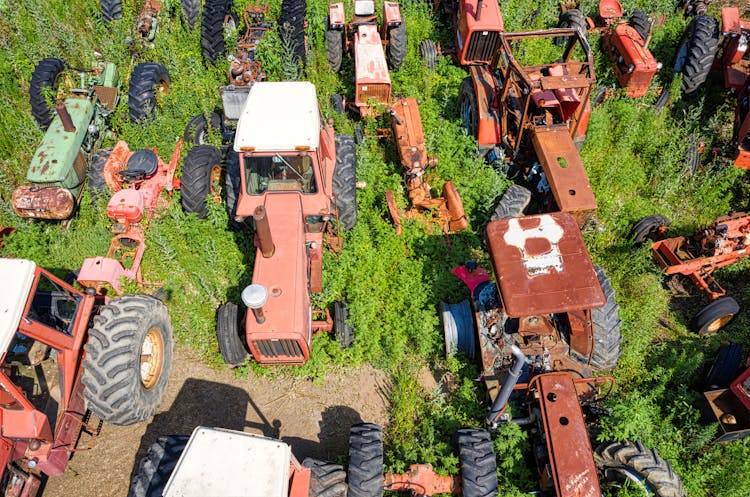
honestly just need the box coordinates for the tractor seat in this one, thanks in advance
[121,149,158,179]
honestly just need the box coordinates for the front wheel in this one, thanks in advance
[420,39,438,70]
[334,301,354,348]
[693,296,740,335]
[595,441,686,497]
[630,214,670,245]
[83,294,173,425]
[216,302,248,365]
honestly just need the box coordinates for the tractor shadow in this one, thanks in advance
[281,405,364,462]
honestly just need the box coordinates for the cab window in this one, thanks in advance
[25,274,81,335]
[245,154,317,194]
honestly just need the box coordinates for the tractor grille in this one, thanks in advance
[253,339,304,359]
[466,31,501,64]
[358,84,390,106]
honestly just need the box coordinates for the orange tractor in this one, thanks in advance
[458,28,598,225]
[558,0,662,98]
[181,82,357,366]
[440,212,686,496]
[632,211,750,334]
[74,139,191,296]
[0,258,172,497]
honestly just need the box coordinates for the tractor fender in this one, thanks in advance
[328,3,345,28]
[383,1,402,26]
[468,65,502,150]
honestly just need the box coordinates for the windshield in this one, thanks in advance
[244,153,317,195]
[25,273,81,336]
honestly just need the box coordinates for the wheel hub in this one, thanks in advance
[140,327,165,389]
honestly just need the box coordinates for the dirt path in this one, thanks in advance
[44,345,391,497]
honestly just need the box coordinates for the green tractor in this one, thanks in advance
[12,59,120,220]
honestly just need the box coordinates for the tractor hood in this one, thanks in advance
[486,212,604,317]
[27,97,94,185]
[0,259,36,353]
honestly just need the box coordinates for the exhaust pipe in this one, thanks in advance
[486,345,527,426]
[253,205,275,258]
[56,101,76,132]
[476,0,483,21]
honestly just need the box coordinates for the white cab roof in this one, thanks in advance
[164,427,291,497]
[234,81,321,153]
[0,259,36,352]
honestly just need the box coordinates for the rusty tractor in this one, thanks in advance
[101,0,200,50]
[702,342,750,442]
[384,97,468,235]
[559,0,661,98]
[13,59,120,220]
[325,0,406,116]
[420,0,505,70]
[0,258,172,497]
[631,211,750,334]
[74,139,184,296]
[127,423,502,497]
[440,211,686,496]
[457,29,597,225]
[181,81,357,366]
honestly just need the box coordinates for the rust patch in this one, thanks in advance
[12,185,74,220]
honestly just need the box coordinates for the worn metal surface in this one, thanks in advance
[12,186,75,220]
[354,24,391,108]
[604,23,659,98]
[719,8,750,90]
[384,464,459,494]
[486,212,604,317]
[228,4,271,87]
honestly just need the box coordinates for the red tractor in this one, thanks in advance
[440,211,685,496]
[384,97,468,235]
[181,82,357,366]
[325,0,406,116]
[0,258,173,497]
[631,211,750,334]
[458,29,598,225]
[73,139,186,296]
[702,342,750,442]
[127,423,500,497]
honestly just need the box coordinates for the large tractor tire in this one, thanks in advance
[224,151,243,229]
[216,302,248,365]
[491,184,532,220]
[454,428,498,497]
[333,301,354,348]
[332,135,357,231]
[325,19,343,72]
[279,0,307,67]
[201,0,234,64]
[303,458,348,497]
[628,10,651,42]
[674,14,719,98]
[556,9,587,45]
[183,112,222,145]
[29,57,65,130]
[101,0,123,22]
[589,266,623,372]
[387,21,407,70]
[180,145,223,218]
[704,342,743,389]
[181,0,200,29]
[348,423,384,497]
[82,294,173,425]
[595,441,686,497]
[420,39,438,70]
[87,147,113,207]
[630,214,669,245]
[693,296,740,335]
[128,435,189,497]
[128,62,171,122]
[457,77,479,139]
[441,300,475,359]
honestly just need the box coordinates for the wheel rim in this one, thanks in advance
[706,313,734,333]
[210,164,222,203]
[223,15,237,38]
[140,327,165,389]
[156,79,170,107]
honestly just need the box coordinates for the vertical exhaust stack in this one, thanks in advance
[476,0,483,21]
[486,345,527,427]
[56,101,76,132]
[253,205,275,257]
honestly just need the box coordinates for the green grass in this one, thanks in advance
[2,0,750,495]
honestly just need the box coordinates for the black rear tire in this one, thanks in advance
[628,10,651,42]
[88,148,113,207]
[491,184,531,220]
[675,14,719,98]
[83,294,173,425]
[458,77,479,140]
[589,266,623,372]
[303,458,348,497]
[347,423,384,497]
[128,62,171,122]
[128,435,189,497]
[334,301,354,348]
[693,296,740,335]
[181,145,223,218]
[630,214,670,245]
[387,21,407,70]
[556,9,587,45]
[704,342,743,389]
[279,0,307,66]
[325,20,343,72]
[454,428,498,497]
[181,0,200,29]
[201,0,234,64]
[420,39,438,70]
[183,112,222,145]
[224,151,243,229]
[331,94,345,115]
[595,441,686,497]
[29,57,65,130]
[217,302,248,365]
[332,135,357,231]
[101,0,123,22]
